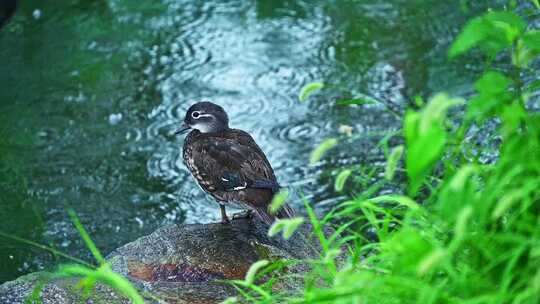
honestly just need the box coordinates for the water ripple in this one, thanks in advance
[2,0,506,282]
[147,148,181,182]
[273,121,322,144]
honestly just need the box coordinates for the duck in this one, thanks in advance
[177,101,295,224]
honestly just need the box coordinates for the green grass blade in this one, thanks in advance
[299,82,324,102]
[67,209,105,265]
[334,169,352,192]
[269,189,290,214]
[385,145,403,181]
[0,231,93,267]
[310,138,338,165]
[244,260,269,285]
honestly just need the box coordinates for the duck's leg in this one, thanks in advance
[219,204,230,224]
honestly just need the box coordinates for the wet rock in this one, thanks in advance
[0,217,331,303]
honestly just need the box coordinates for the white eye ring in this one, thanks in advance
[191,111,201,119]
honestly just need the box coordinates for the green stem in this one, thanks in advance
[0,231,94,268]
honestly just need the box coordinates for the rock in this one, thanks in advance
[0,217,331,304]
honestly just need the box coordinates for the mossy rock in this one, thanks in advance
[0,217,333,303]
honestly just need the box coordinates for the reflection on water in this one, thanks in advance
[0,0,494,282]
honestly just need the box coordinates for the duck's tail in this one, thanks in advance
[254,203,295,225]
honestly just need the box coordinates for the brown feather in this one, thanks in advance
[183,128,292,223]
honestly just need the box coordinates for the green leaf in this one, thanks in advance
[449,11,526,58]
[449,165,478,191]
[303,200,329,253]
[486,11,526,39]
[491,190,522,220]
[336,98,375,106]
[268,220,285,237]
[268,217,305,240]
[269,189,289,214]
[523,30,540,52]
[385,145,404,181]
[299,82,324,102]
[404,93,464,195]
[533,0,540,9]
[474,71,511,95]
[417,248,447,276]
[334,170,352,192]
[453,206,473,244]
[386,228,434,273]
[220,297,239,304]
[244,260,269,285]
[526,79,540,93]
[501,101,527,135]
[449,17,489,58]
[282,217,304,239]
[406,123,445,196]
[419,94,464,133]
[404,111,420,146]
[414,95,425,108]
[514,40,537,68]
[370,195,420,211]
[310,138,338,165]
[467,71,512,121]
[322,249,341,264]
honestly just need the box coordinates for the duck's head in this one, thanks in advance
[176,101,229,134]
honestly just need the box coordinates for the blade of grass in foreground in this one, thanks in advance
[0,231,92,267]
[1,209,147,304]
[50,264,146,304]
[64,209,146,303]
[67,209,105,265]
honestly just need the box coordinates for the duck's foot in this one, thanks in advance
[232,210,253,220]
[220,204,230,224]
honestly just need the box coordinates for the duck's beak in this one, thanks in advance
[175,123,191,135]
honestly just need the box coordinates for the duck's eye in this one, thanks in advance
[191,111,201,119]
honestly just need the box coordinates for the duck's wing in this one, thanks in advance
[193,136,276,190]
[183,130,295,222]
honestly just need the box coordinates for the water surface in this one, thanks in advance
[0,0,492,282]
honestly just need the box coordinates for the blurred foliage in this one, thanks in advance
[231,4,540,304]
